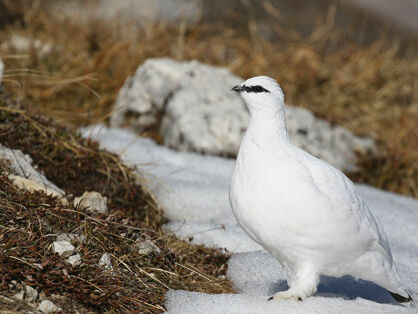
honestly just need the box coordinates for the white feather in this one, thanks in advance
[229,76,410,301]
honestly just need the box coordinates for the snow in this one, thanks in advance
[81,125,235,224]
[80,125,418,313]
[165,290,413,314]
[226,251,414,304]
[164,221,262,253]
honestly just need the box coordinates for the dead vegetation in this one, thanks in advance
[0,4,417,197]
[0,2,417,311]
[0,103,232,313]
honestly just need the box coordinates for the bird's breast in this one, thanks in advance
[229,146,338,253]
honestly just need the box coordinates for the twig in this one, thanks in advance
[70,274,104,292]
[8,256,42,270]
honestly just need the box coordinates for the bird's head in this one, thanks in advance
[232,76,285,114]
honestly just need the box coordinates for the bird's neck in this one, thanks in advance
[246,108,289,149]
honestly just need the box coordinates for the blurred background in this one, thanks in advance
[0,0,417,197]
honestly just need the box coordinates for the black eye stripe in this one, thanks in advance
[241,85,270,93]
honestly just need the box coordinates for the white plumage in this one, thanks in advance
[229,76,412,303]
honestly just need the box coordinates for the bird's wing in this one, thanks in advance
[288,147,409,296]
[290,146,391,256]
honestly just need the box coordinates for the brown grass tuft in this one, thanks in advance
[0,7,416,197]
[0,102,232,313]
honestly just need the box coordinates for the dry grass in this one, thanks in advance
[0,3,416,311]
[0,103,232,313]
[0,5,416,197]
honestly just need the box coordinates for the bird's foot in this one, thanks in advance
[267,290,304,302]
[268,264,319,302]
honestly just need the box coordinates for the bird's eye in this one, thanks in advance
[242,85,270,93]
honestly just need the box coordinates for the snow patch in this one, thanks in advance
[80,125,418,312]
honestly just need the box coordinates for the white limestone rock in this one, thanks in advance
[74,191,108,214]
[67,253,81,266]
[53,240,75,258]
[0,144,65,195]
[99,253,112,270]
[56,233,79,242]
[135,239,162,255]
[111,58,375,171]
[38,300,61,313]
[12,290,24,301]
[7,174,68,206]
[24,284,39,302]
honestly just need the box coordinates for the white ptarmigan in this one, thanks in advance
[229,76,413,303]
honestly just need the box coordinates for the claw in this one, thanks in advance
[267,296,273,301]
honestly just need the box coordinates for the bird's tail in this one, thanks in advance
[388,290,413,303]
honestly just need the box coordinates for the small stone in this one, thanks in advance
[25,285,38,301]
[136,239,162,255]
[53,240,75,258]
[74,191,108,214]
[38,299,61,313]
[56,233,85,243]
[67,253,81,266]
[12,290,24,301]
[56,233,77,242]
[99,253,112,270]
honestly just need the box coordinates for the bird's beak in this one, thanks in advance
[232,85,242,93]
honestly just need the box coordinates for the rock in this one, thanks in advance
[111,58,247,156]
[7,174,69,205]
[67,253,81,266]
[24,285,38,302]
[56,232,84,243]
[53,240,74,258]
[99,253,112,270]
[12,290,24,301]
[56,233,77,242]
[38,300,61,313]
[74,191,108,214]
[135,239,162,255]
[0,144,64,194]
[111,58,375,171]
[284,106,375,171]
[0,144,67,201]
